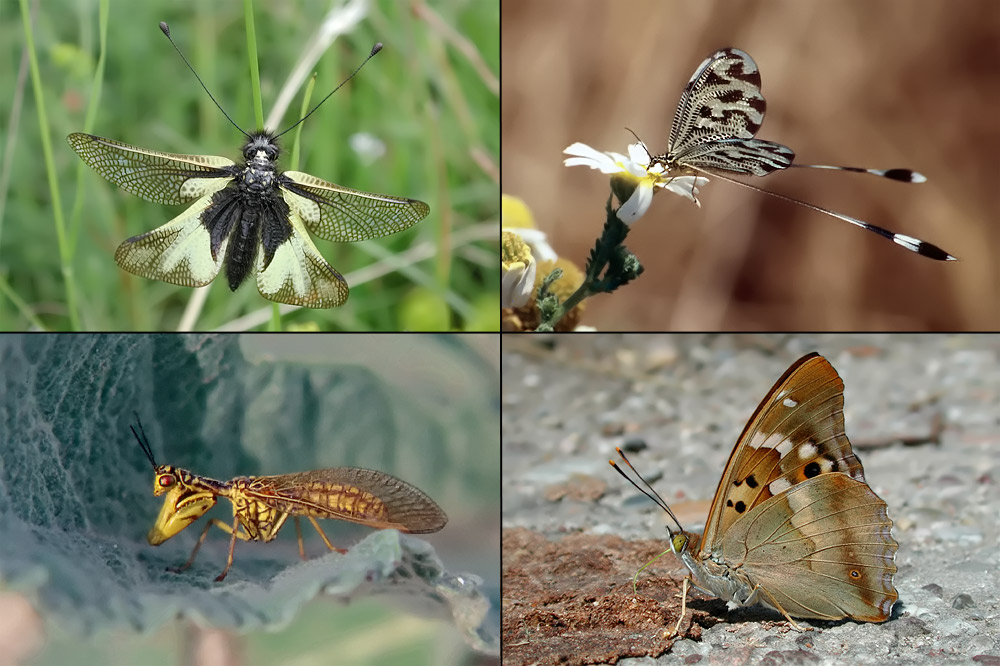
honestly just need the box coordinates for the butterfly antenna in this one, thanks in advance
[276,42,383,139]
[686,164,957,261]
[609,447,685,534]
[159,22,250,139]
[131,412,157,469]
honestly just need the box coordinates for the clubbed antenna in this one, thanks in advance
[159,21,250,138]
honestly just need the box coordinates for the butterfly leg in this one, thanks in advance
[667,576,692,638]
[754,586,811,632]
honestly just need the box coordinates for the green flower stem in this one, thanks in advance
[537,194,643,330]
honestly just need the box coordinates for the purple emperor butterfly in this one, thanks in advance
[642,48,955,260]
[612,352,898,633]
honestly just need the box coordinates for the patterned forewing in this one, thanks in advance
[281,171,429,242]
[667,48,767,159]
[702,354,867,547]
[67,133,235,204]
[245,467,447,533]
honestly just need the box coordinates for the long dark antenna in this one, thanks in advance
[131,412,157,469]
[275,42,383,138]
[609,447,685,535]
[624,127,651,162]
[159,21,250,138]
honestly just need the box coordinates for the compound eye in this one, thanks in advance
[158,474,175,488]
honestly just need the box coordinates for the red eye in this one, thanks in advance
[159,475,175,487]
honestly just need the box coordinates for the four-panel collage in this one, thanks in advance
[2,1,1000,665]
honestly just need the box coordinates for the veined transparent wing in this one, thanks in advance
[114,182,231,286]
[281,170,430,242]
[67,133,235,204]
[255,207,349,308]
[244,467,447,533]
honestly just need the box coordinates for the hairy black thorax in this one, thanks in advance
[201,130,293,291]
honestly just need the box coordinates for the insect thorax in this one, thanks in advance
[239,131,282,195]
[651,153,697,178]
[199,130,293,291]
[678,547,757,609]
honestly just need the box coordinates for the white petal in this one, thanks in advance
[662,175,709,205]
[617,180,654,224]
[501,259,537,308]
[627,142,652,166]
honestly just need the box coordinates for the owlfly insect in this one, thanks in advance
[132,417,447,581]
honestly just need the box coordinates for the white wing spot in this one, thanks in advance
[798,441,818,460]
[768,478,792,495]
[783,397,798,408]
[751,431,789,452]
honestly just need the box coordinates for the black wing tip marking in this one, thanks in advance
[891,233,957,261]
[883,168,925,183]
[916,241,957,261]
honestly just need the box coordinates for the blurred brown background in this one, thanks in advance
[502,0,1000,330]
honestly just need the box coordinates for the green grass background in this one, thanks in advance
[0,0,499,330]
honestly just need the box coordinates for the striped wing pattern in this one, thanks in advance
[648,48,956,261]
[664,48,793,176]
[678,139,794,177]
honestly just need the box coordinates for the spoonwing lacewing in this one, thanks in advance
[639,48,955,260]
[68,22,429,308]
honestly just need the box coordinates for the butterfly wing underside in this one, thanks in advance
[698,352,897,621]
[724,472,898,621]
[701,353,866,548]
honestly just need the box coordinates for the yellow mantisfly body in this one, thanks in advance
[132,417,447,581]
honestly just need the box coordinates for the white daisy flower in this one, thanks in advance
[563,142,709,224]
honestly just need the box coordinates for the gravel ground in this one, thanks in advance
[502,334,1000,666]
